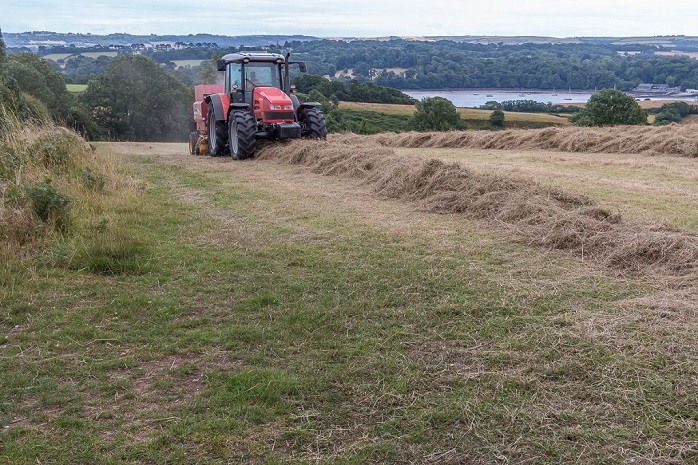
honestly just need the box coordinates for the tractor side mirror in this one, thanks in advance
[298,62,307,73]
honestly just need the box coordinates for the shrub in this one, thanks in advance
[409,97,466,132]
[571,89,647,126]
[78,168,106,192]
[653,101,698,126]
[489,109,505,128]
[29,131,85,171]
[22,177,71,231]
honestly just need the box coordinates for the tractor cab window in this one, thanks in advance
[226,63,242,92]
[244,64,279,89]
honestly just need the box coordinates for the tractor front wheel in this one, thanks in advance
[228,110,257,160]
[207,108,228,156]
[301,107,327,139]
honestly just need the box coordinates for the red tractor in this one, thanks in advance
[189,52,326,159]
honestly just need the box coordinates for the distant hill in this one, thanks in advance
[6,31,698,50]
[3,31,320,49]
[414,35,698,48]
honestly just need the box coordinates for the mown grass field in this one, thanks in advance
[2,129,698,463]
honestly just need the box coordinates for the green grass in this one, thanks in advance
[1,145,696,463]
[66,84,88,94]
[328,107,412,133]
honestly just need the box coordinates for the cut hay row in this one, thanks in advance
[353,124,698,157]
[259,139,698,279]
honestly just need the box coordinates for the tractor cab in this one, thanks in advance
[224,58,282,105]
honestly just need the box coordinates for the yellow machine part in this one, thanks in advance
[197,136,208,155]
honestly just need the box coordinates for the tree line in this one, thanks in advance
[35,39,698,93]
[284,39,698,91]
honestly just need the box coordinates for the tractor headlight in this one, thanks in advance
[270,105,282,110]
[284,104,294,110]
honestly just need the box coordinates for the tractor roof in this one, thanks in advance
[216,52,286,71]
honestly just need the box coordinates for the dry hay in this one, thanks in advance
[259,139,698,279]
[364,124,698,157]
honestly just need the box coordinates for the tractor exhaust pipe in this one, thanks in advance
[284,52,291,95]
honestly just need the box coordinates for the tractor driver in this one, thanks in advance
[246,71,261,87]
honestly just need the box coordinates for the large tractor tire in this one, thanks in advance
[301,107,327,139]
[188,131,199,155]
[228,110,257,160]
[207,108,228,156]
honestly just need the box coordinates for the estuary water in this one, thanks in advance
[403,89,698,108]
[402,89,594,107]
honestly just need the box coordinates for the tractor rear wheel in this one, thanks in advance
[188,131,199,155]
[228,110,256,160]
[207,108,228,156]
[301,107,327,139]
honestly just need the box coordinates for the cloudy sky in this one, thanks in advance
[1,0,695,38]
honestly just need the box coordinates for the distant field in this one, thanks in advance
[66,84,88,93]
[655,50,698,60]
[172,59,205,68]
[339,101,415,116]
[80,51,118,59]
[335,68,355,79]
[42,53,74,62]
[339,101,572,128]
[458,107,571,127]
[383,67,407,74]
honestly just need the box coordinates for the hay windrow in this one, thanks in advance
[259,139,698,279]
[366,124,698,157]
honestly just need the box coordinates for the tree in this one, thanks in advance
[409,97,465,131]
[0,33,62,126]
[81,55,193,141]
[489,109,505,127]
[198,58,220,85]
[3,52,73,121]
[0,29,6,79]
[571,89,647,126]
